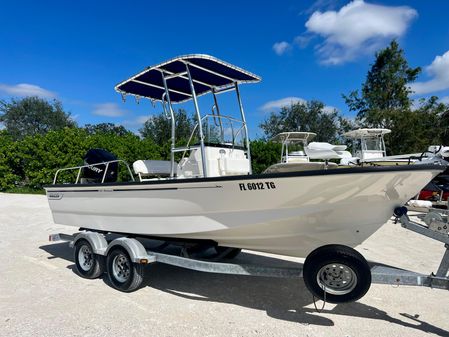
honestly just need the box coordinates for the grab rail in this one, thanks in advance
[53,159,135,184]
[178,114,246,161]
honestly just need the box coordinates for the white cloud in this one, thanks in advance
[92,103,127,117]
[304,0,417,65]
[260,97,337,113]
[302,0,340,15]
[440,96,449,105]
[260,97,306,112]
[322,105,338,114]
[272,41,291,56]
[294,35,314,48]
[0,83,57,98]
[136,115,150,124]
[410,50,449,95]
[121,115,151,128]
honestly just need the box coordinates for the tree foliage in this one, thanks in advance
[0,97,76,140]
[139,109,194,144]
[84,123,130,136]
[441,111,449,145]
[344,40,421,127]
[0,130,20,190]
[259,100,353,143]
[344,40,449,154]
[0,127,162,191]
[250,140,282,174]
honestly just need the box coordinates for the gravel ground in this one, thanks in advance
[0,193,448,337]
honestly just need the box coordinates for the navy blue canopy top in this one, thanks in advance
[115,54,261,103]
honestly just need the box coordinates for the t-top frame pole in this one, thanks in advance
[185,63,208,177]
[234,82,252,174]
[211,88,225,143]
[160,71,176,178]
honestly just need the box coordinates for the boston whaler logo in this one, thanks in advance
[48,192,63,200]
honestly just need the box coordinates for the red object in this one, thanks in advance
[418,190,437,201]
[418,188,449,202]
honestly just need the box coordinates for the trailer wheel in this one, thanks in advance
[214,246,242,259]
[74,239,104,279]
[303,244,371,303]
[106,247,145,292]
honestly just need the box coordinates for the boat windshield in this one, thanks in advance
[202,115,246,148]
[283,142,307,163]
[363,137,383,151]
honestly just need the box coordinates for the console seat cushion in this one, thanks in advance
[133,160,172,177]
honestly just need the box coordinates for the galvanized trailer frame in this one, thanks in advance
[49,208,449,296]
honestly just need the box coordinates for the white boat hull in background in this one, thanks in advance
[46,167,441,257]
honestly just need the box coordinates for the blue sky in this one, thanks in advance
[1,0,449,138]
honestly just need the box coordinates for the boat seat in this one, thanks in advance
[305,142,349,160]
[133,160,174,180]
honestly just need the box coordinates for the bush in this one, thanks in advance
[0,131,21,190]
[0,127,162,191]
[250,140,282,174]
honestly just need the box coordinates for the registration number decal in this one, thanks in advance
[239,181,276,191]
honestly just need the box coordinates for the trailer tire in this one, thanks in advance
[74,239,104,279]
[303,244,371,303]
[106,247,145,292]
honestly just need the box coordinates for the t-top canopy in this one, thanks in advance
[271,132,317,143]
[115,54,261,103]
[343,128,391,139]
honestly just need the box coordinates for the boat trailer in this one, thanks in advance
[49,207,449,303]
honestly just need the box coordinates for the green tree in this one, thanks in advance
[139,109,193,144]
[0,97,76,140]
[87,131,161,166]
[344,40,421,128]
[17,127,91,188]
[441,110,449,145]
[250,140,282,174]
[84,123,130,136]
[412,96,449,149]
[0,126,163,190]
[0,130,21,190]
[344,40,449,154]
[259,100,351,143]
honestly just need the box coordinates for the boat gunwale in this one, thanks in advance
[44,164,445,191]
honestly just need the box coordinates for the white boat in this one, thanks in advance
[342,128,392,164]
[264,131,351,173]
[342,128,449,166]
[45,55,445,258]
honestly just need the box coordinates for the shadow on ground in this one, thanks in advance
[40,242,448,336]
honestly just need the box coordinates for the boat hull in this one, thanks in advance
[45,166,442,257]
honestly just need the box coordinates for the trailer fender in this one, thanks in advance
[70,232,108,255]
[105,238,152,263]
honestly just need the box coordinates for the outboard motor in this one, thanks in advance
[82,148,118,183]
